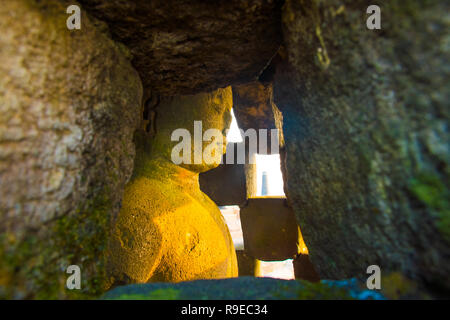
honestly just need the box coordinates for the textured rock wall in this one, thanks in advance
[273,0,449,294]
[233,82,277,135]
[0,0,142,298]
[79,0,283,95]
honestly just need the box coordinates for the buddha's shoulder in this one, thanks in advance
[122,176,194,210]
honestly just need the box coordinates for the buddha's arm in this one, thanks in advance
[107,205,164,284]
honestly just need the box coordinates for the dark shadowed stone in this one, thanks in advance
[79,0,283,95]
[240,197,301,261]
[293,254,320,282]
[199,144,247,207]
[273,0,450,294]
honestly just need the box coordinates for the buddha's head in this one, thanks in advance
[151,87,233,173]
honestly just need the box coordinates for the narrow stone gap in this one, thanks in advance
[206,99,313,283]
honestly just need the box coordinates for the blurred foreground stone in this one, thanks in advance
[103,277,385,300]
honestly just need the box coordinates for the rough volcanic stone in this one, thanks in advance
[0,0,142,298]
[273,0,450,294]
[78,0,283,95]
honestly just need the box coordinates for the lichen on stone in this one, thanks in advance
[409,171,450,242]
[0,0,142,299]
[273,0,450,295]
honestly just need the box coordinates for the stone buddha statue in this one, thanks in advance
[107,87,238,286]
